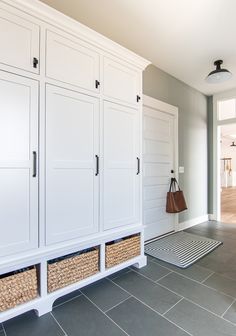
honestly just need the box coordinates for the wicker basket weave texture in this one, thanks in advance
[0,268,38,312]
[48,249,99,293]
[106,235,141,268]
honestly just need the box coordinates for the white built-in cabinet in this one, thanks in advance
[46,30,100,93]
[0,71,38,257]
[45,85,99,244]
[0,0,149,323]
[103,57,140,105]
[103,101,140,230]
[0,4,40,74]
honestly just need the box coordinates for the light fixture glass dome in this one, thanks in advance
[206,60,232,84]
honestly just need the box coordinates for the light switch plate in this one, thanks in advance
[179,166,184,173]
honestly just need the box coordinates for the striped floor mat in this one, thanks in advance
[145,231,222,268]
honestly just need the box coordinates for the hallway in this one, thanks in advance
[221,187,236,224]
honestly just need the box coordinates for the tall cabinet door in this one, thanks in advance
[0,71,38,257]
[46,85,99,245]
[102,101,140,230]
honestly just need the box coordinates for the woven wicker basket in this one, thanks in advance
[0,267,38,312]
[48,248,99,293]
[106,234,141,268]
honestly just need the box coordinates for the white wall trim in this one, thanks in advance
[212,89,236,221]
[208,214,216,221]
[178,215,209,231]
[143,95,178,117]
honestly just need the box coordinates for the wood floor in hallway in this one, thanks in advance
[221,187,236,224]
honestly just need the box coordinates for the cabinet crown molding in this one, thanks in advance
[4,0,151,70]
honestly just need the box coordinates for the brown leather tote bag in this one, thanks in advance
[166,177,187,213]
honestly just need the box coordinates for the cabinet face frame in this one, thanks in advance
[0,71,39,257]
[0,2,40,74]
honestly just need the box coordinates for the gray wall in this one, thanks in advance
[207,96,213,215]
[143,64,208,223]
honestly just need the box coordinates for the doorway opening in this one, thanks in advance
[220,123,236,224]
[214,95,236,223]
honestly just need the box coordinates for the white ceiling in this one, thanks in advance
[40,0,236,95]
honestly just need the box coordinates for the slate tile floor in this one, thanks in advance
[2,221,236,335]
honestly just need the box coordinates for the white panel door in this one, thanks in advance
[0,4,40,73]
[46,85,99,245]
[0,71,38,257]
[46,30,100,93]
[103,101,140,230]
[103,57,140,105]
[143,100,177,241]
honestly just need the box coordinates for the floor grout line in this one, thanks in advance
[155,269,236,300]
[50,312,68,336]
[221,298,236,318]
[133,263,236,301]
[200,271,215,284]
[163,297,184,316]
[81,293,130,336]
[104,296,131,313]
[108,278,193,336]
[108,268,236,328]
[157,282,236,327]
[149,258,217,284]
[53,293,82,309]
[130,267,173,283]
[108,269,132,281]
[108,260,236,326]
[1,324,7,336]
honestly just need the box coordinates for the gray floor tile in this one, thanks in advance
[219,270,236,281]
[158,272,233,315]
[196,257,225,273]
[108,267,131,280]
[81,278,130,312]
[145,255,155,262]
[113,270,181,314]
[131,261,170,281]
[198,253,236,275]
[107,296,188,336]
[3,311,64,336]
[53,289,82,307]
[53,294,126,336]
[151,258,213,282]
[166,299,236,336]
[199,248,232,264]
[223,301,236,324]
[204,272,236,298]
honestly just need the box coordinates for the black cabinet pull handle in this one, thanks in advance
[136,95,141,102]
[33,57,39,69]
[95,80,100,89]
[137,157,140,175]
[95,155,99,176]
[33,151,37,177]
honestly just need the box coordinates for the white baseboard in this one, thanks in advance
[208,214,217,221]
[178,214,209,231]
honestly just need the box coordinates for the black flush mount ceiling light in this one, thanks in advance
[206,60,232,84]
[230,141,236,147]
